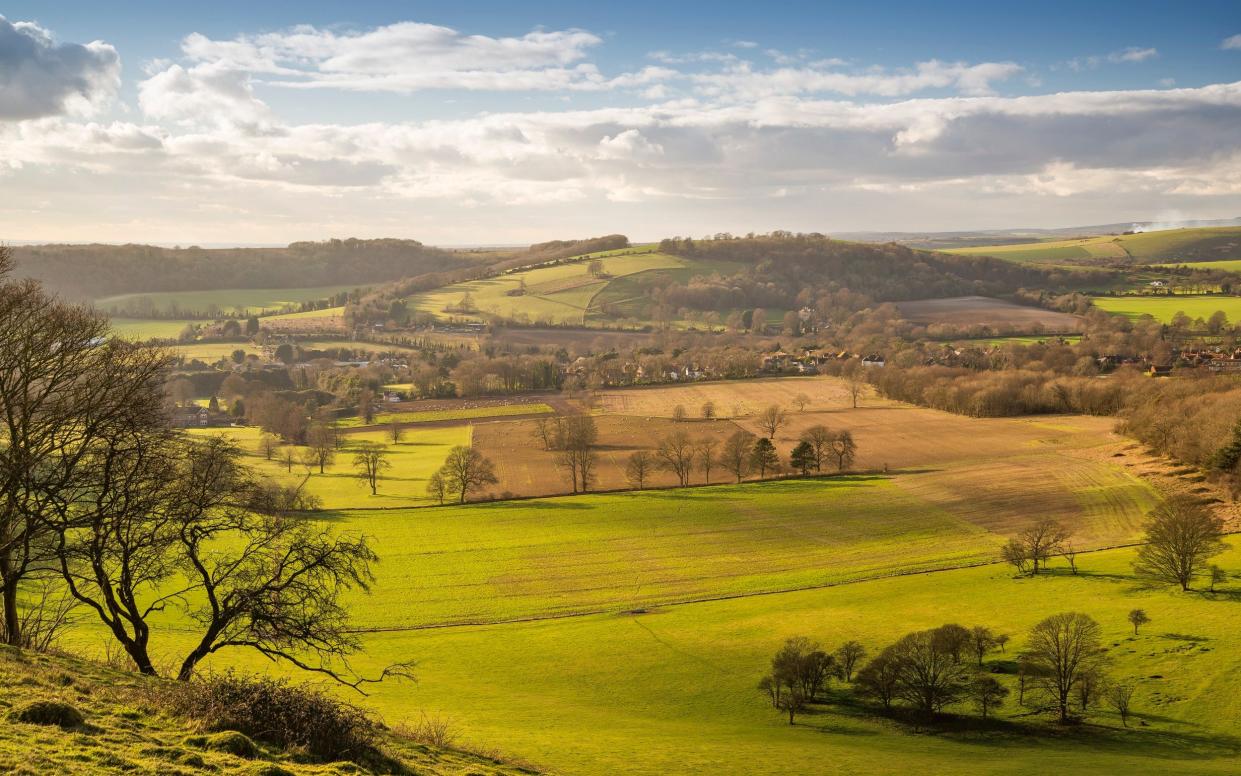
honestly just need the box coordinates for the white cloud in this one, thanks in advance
[0,17,120,120]
[1108,47,1158,63]
[138,62,272,128]
[693,59,1022,99]
[1222,34,1241,50]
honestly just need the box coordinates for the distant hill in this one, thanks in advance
[838,218,1241,250]
[9,238,482,300]
[937,226,1241,266]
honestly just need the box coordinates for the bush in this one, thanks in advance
[187,730,260,758]
[9,699,85,728]
[162,672,387,768]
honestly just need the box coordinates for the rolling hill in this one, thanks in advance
[942,226,1241,266]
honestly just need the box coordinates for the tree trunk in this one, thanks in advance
[0,550,20,647]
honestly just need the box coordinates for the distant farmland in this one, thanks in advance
[1092,294,1241,322]
[943,226,1241,265]
[896,295,1082,329]
[95,284,362,316]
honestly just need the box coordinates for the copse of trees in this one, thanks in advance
[1001,519,1072,575]
[771,611,1139,728]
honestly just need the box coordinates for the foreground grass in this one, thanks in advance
[0,646,532,775]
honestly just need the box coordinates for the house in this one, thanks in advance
[1147,365,1173,377]
[382,390,403,403]
[1148,280,1168,288]
[861,354,886,368]
[170,407,229,428]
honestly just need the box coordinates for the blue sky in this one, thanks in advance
[1,1,1240,243]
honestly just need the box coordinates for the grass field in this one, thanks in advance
[1092,295,1241,322]
[171,342,264,362]
[945,226,1241,266]
[190,425,470,508]
[1156,258,1241,272]
[108,318,199,340]
[341,402,556,428]
[95,285,360,316]
[409,252,688,325]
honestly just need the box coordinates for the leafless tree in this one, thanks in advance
[1106,681,1136,726]
[1013,519,1071,574]
[793,393,810,412]
[305,423,336,474]
[259,433,281,461]
[553,416,598,493]
[438,445,498,503]
[389,422,404,444]
[1134,496,1226,590]
[842,362,866,409]
[1024,612,1106,722]
[757,405,787,439]
[970,674,1009,719]
[969,625,997,666]
[700,401,716,420]
[0,250,171,645]
[352,443,391,495]
[425,471,447,505]
[834,640,867,682]
[657,431,696,487]
[721,430,755,483]
[1127,608,1149,635]
[829,430,857,471]
[696,437,719,484]
[625,451,655,489]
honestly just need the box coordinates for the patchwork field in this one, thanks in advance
[896,296,1083,329]
[945,226,1241,265]
[408,251,688,325]
[342,402,557,429]
[108,317,198,340]
[1092,294,1241,322]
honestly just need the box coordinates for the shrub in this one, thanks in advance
[163,672,386,767]
[10,699,85,728]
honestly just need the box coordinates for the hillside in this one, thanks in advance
[10,239,477,300]
[0,646,533,776]
[943,226,1241,266]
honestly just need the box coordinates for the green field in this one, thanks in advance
[108,318,199,340]
[341,403,556,428]
[1156,258,1241,272]
[946,226,1241,266]
[172,342,264,362]
[190,425,470,508]
[409,252,688,325]
[1092,295,1241,322]
[95,285,361,316]
[61,474,1238,775]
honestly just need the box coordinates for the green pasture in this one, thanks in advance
[188,425,469,508]
[1155,258,1241,272]
[95,285,360,316]
[946,226,1241,266]
[108,318,198,340]
[408,252,686,325]
[1092,295,1241,322]
[339,402,556,428]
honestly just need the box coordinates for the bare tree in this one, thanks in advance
[438,445,498,503]
[829,430,857,472]
[1024,612,1106,722]
[425,471,447,505]
[970,674,1009,719]
[842,362,866,409]
[672,404,687,422]
[969,626,997,666]
[554,415,598,493]
[700,401,716,420]
[793,393,810,412]
[1127,608,1149,635]
[696,437,719,484]
[259,433,281,461]
[0,252,171,645]
[1001,539,1031,574]
[1106,681,1136,726]
[357,389,376,424]
[1061,542,1079,575]
[1209,564,1227,592]
[352,443,391,495]
[280,446,297,473]
[889,628,972,715]
[625,451,655,490]
[657,430,696,486]
[305,423,336,474]
[721,430,755,483]
[834,640,867,682]
[1013,519,1071,574]
[800,425,833,472]
[756,405,787,439]
[1134,497,1226,590]
[389,422,404,444]
[855,649,900,710]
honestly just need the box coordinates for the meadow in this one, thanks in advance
[408,252,687,325]
[94,285,360,316]
[1091,295,1241,323]
[944,226,1241,265]
[341,402,556,428]
[108,318,199,340]
[190,425,469,508]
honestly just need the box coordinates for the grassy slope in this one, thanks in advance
[0,646,530,776]
[1092,295,1241,322]
[408,252,687,325]
[95,285,361,316]
[339,403,555,429]
[109,319,200,340]
[945,226,1241,265]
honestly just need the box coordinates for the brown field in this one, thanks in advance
[460,375,1210,539]
[896,295,1082,330]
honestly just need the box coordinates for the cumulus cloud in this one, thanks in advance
[1223,34,1241,50]
[0,17,120,120]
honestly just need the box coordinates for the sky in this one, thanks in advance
[2,0,1240,245]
